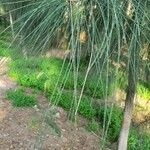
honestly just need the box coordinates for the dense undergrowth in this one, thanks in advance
[1,29,150,149]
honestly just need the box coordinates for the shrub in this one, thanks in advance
[6,88,37,107]
[64,74,114,99]
[8,56,117,101]
[137,133,150,150]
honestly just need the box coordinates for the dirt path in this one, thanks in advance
[0,58,108,150]
[0,58,17,121]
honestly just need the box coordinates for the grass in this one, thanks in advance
[85,120,100,133]
[8,57,65,92]
[8,56,116,99]
[128,129,150,150]
[47,90,123,140]
[47,90,97,119]
[6,88,37,107]
[97,105,123,141]
[137,81,150,100]
[0,40,11,57]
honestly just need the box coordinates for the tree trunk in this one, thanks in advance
[118,0,142,148]
[118,65,136,150]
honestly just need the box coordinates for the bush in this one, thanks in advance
[64,74,114,99]
[6,88,37,107]
[50,90,122,140]
[9,56,117,101]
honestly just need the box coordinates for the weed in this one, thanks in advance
[6,88,37,107]
[86,120,100,133]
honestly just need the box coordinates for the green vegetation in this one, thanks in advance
[0,0,150,148]
[7,56,150,144]
[7,56,124,140]
[8,57,114,99]
[0,27,17,57]
[137,82,150,100]
[128,129,150,150]
[8,57,65,91]
[86,120,100,133]
[49,91,97,119]
[0,40,10,56]
[6,88,37,107]
[97,105,123,141]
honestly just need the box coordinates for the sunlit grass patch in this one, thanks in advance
[137,82,150,100]
[8,57,65,90]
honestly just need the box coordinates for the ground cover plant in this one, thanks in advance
[6,88,37,107]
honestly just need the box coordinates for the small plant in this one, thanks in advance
[28,116,42,131]
[8,57,65,92]
[86,120,100,133]
[6,88,37,107]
